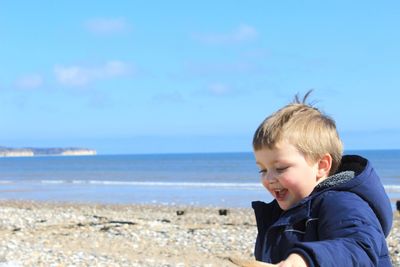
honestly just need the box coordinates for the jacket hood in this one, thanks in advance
[315,155,393,236]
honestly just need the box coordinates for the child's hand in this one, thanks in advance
[228,257,278,266]
[277,253,308,267]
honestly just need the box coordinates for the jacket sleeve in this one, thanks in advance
[287,191,390,267]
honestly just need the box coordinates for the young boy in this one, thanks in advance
[252,92,393,266]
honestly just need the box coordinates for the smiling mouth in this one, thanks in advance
[274,189,288,200]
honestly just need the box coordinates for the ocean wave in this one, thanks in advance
[88,180,263,189]
[2,180,400,192]
[41,180,66,184]
[34,180,262,189]
[383,184,400,192]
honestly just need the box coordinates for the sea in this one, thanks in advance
[0,150,399,209]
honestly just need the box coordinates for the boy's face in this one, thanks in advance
[254,141,321,210]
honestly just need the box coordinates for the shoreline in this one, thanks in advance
[0,200,399,266]
[1,183,398,211]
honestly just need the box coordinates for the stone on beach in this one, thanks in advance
[0,200,399,266]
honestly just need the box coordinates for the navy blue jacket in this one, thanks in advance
[252,155,393,266]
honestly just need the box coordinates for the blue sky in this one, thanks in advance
[0,1,399,154]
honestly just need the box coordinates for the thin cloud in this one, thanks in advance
[208,83,231,96]
[193,24,258,44]
[197,82,250,98]
[54,60,132,87]
[192,82,240,98]
[152,91,184,104]
[85,17,130,35]
[185,61,261,77]
[15,74,44,89]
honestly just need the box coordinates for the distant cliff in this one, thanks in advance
[0,146,97,157]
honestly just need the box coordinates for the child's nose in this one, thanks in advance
[262,172,277,182]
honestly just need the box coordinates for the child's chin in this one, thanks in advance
[277,202,290,210]
[277,199,298,210]
[277,199,301,210]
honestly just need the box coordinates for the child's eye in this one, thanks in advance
[276,167,288,173]
[258,169,267,177]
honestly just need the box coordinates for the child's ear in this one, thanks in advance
[317,154,332,180]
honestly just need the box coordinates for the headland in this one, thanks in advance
[0,146,96,157]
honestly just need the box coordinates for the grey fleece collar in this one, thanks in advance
[315,170,355,191]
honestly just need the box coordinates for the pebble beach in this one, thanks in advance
[0,201,399,267]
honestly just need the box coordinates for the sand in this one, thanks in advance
[0,200,399,266]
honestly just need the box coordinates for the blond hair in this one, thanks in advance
[253,91,343,175]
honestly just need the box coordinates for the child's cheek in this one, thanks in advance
[279,176,297,189]
[261,178,269,189]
